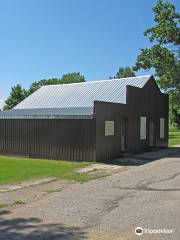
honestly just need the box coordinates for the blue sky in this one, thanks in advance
[0,0,179,104]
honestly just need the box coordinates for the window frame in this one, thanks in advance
[105,121,114,136]
[140,117,147,140]
[160,118,165,139]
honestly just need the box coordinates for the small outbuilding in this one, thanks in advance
[0,75,168,162]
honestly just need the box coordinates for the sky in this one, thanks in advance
[0,0,179,107]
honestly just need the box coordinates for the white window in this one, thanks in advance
[140,117,146,140]
[160,118,165,139]
[105,121,114,136]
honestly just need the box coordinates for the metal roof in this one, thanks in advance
[0,108,94,119]
[14,75,151,109]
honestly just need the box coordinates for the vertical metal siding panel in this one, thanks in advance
[31,119,35,158]
[29,120,32,157]
[32,120,35,157]
[5,120,7,153]
[4,121,8,152]
[8,120,11,153]
[88,121,92,161]
[21,120,24,154]
[19,120,21,154]
[0,121,1,152]
[59,144,63,161]
[0,121,2,152]
[83,121,86,161]
[50,120,53,159]
[4,120,6,153]
[79,121,83,161]
[2,121,5,152]
[84,121,88,161]
[21,120,23,154]
[3,120,5,153]
[0,118,96,162]
[16,120,18,154]
[88,120,91,161]
[18,120,21,154]
[86,121,89,161]
[80,120,84,161]
[2,121,4,152]
[5,120,8,153]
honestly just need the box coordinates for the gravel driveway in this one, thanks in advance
[0,147,180,240]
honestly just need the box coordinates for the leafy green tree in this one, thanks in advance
[169,92,180,126]
[3,84,26,110]
[4,72,86,109]
[110,67,135,79]
[26,78,61,96]
[26,73,85,96]
[61,72,85,84]
[133,0,180,127]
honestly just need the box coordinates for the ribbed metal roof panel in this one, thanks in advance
[14,75,151,109]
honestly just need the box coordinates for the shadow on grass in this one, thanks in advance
[0,210,86,240]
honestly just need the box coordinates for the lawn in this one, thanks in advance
[169,128,180,146]
[0,155,91,185]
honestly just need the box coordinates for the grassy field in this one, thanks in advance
[0,155,91,185]
[169,128,180,146]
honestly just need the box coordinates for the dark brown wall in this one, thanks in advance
[0,77,169,162]
[94,77,169,161]
[0,119,96,162]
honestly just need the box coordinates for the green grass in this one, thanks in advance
[14,200,25,205]
[47,187,63,193]
[169,128,180,146]
[0,203,8,208]
[0,155,91,185]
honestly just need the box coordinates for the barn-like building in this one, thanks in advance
[0,75,168,161]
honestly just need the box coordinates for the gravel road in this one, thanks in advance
[0,147,180,240]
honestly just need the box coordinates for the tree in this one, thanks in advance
[4,72,86,110]
[110,67,135,79]
[26,73,85,96]
[26,78,61,96]
[61,72,85,84]
[3,84,26,110]
[133,0,180,127]
[169,92,180,126]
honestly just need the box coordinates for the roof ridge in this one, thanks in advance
[14,75,151,109]
[41,75,152,88]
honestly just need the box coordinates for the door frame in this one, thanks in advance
[120,118,127,151]
[149,119,154,147]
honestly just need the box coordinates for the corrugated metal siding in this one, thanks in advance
[0,119,96,161]
[95,78,168,161]
[14,76,151,109]
[0,108,94,119]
